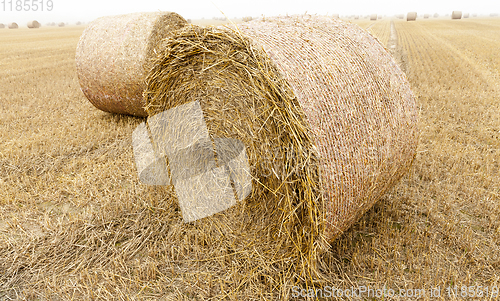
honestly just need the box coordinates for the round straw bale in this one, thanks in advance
[407,12,417,21]
[424,14,430,19]
[452,11,462,19]
[0,23,5,29]
[370,14,377,20]
[463,13,469,18]
[8,22,18,29]
[27,20,41,28]
[434,13,439,18]
[58,22,65,27]
[76,12,187,116]
[144,15,418,244]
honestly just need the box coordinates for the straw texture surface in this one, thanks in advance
[76,12,187,116]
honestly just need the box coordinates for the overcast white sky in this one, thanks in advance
[1,0,498,25]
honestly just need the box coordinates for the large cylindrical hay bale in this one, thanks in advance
[144,15,418,244]
[8,22,18,29]
[452,11,462,19]
[407,12,417,21]
[0,23,5,29]
[27,20,41,28]
[370,14,377,20]
[58,22,65,27]
[76,12,187,117]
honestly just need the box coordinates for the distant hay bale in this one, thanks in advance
[332,14,339,19]
[354,15,359,19]
[370,14,377,20]
[424,14,430,19]
[76,21,82,25]
[144,15,418,244]
[27,20,41,28]
[396,14,404,19]
[58,22,65,27]
[8,22,18,29]
[452,11,462,19]
[463,13,469,18]
[76,12,188,117]
[378,15,382,19]
[0,23,4,29]
[434,13,439,18]
[407,12,417,21]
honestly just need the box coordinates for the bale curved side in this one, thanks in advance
[8,22,18,29]
[76,12,187,117]
[0,23,5,29]
[145,15,418,247]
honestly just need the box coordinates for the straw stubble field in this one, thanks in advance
[0,18,499,300]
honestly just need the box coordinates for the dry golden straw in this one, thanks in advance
[144,14,418,282]
[76,12,187,116]
[27,20,41,28]
[407,12,417,21]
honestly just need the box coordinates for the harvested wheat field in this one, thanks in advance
[1,17,500,301]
